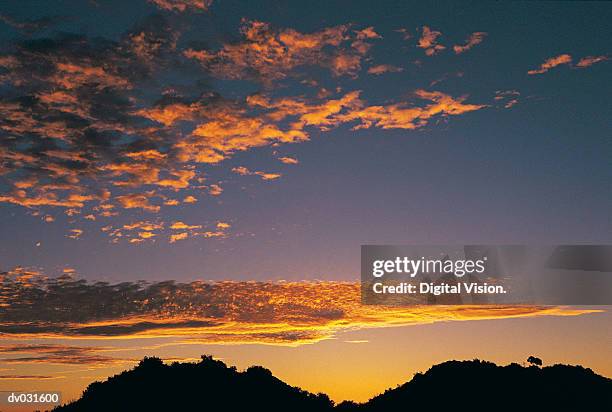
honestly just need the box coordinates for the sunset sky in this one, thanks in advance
[0,0,610,409]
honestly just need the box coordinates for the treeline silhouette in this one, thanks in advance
[52,355,611,411]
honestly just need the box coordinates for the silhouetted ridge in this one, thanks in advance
[52,355,333,412]
[53,357,612,411]
[346,360,612,411]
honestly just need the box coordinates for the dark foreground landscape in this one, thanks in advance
[52,356,612,411]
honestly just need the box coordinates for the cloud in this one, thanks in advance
[216,221,230,229]
[528,54,572,75]
[429,71,464,87]
[102,218,227,244]
[0,375,60,379]
[148,0,213,12]
[334,90,486,130]
[367,64,404,75]
[453,32,487,54]
[494,90,521,109]
[246,90,363,131]
[232,166,281,181]
[170,221,201,230]
[170,232,190,243]
[575,55,609,68]
[208,184,223,195]
[116,193,161,213]
[417,26,445,56]
[0,344,122,366]
[0,271,596,344]
[395,28,412,41]
[0,21,200,219]
[124,221,164,231]
[67,228,83,239]
[278,156,299,165]
[184,20,378,82]
[0,13,64,35]
[0,15,488,233]
[147,220,230,242]
[355,27,381,40]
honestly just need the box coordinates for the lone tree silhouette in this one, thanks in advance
[527,356,543,366]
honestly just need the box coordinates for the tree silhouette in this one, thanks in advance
[527,356,543,366]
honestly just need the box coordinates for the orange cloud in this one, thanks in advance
[208,184,223,196]
[246,90,363,131]
[148,0,213,12]
[232,166,251,176]
[278,156,299,165]
[355,26,381,40]
[0,273,596,344]
[135,102,203,126]
[330,53,362,77]
[335,90,485,130]
[104,219,223,244]
[417,26,445,56]
[170,221,202,230]
[124,221,163,231]
[0,27,193,220]
[232,166,281,181]
[169,232,189,243]
[216,221,230,229]
[453,32,487,54]
[171,102,309,165]
[125,150,167,161]
[0,189,93,209]
[169,220,228,242]
[0,21,489,228]
[155,170,196,190]
[184,20,376,81]
[367,64,404,75]
[67,229,83,239]
[138,231,156,239]
[116,193,160,213]
[53,62,131,90]
[494,90,520,109]
[528,54,572,75]
[258,172,281,180]
[575,55,609,68]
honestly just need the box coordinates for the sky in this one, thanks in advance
[0,0,610,409]
[0,0,609,281]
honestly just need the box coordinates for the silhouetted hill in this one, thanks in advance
[53,356,612,411]
[52,356,333,412]
[340,359,612,411]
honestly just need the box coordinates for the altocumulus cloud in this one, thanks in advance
[0,344,127,366]
[0,11,491,237]
[0,268,595,345]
